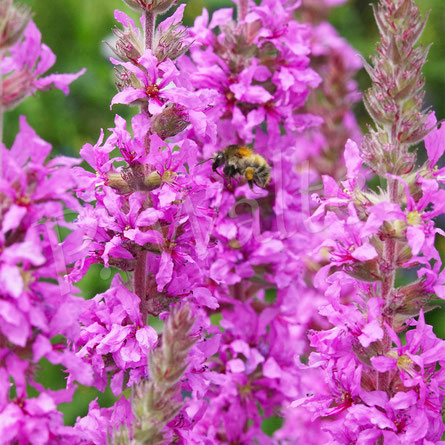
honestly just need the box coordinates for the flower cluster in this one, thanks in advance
[69,2,222,441]
[0,9,87,442]
[298,0,445,442]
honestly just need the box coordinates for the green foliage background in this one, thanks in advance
[4,0,444,434]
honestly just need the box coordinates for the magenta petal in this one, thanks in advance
[0,264,24,298]
[227,358,245,373]
[406,225,425,256]
[111,88,146,107]
[124,229,163,246]
[0,301,30,347]
[209,8,234,29]
[32,335,52,362]
[110,371,124,397]
[344,139,362,180]
[358,320,384,347]
[2,205,27,234]
[420,341,445,364]
[351,243,378,261]
[25,393,56,416]
[263,357,282,379]
[135,326,158,350]
[389,390,417,410]
[425,113,445,167]
[35,68,86,94]
[370,356,397,372]
[3,241,45,266]
[136,208,163,227]
[193,286,219,309]
[156,251,173,291]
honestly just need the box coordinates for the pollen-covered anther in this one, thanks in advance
[406,211,422,226]
[225,91,235,102]
[16,196,31,206]
[161,170,177,183]
[229,239,242,250]
[146,84,160,98]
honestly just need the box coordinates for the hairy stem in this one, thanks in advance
[134,250,148,299]
[144,11,156,50]
[237,0,249,22]
[132,11,156,310]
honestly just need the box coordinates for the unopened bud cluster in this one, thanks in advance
[115,306,197,445]
[361,0,432,175]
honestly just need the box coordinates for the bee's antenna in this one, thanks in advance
[195,157,213,166]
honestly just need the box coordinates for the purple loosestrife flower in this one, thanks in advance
[2,21,85,109]
[298,0,445,442]
[111,48,180,115]
[71,2,229,440]
[0,119,91,443]
[0,7,87,440]
[185,0,321,145]
[75,275,158,392]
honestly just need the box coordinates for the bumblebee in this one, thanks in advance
[212,145,271,189]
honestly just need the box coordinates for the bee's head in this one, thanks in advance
[212,152,225,172]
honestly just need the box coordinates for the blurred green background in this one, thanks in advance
[4,0,444,434]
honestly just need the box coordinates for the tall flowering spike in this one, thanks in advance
[361,0,431,175]
[0,0,31,49]
[300,0,445,442]
[115,305,197,444]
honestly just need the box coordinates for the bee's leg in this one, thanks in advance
[223,165,237,177]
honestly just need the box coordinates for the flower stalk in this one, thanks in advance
[237,0,249,22]
[144,10,155,50]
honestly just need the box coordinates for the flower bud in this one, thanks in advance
[388,278,436,331]
[151,103,189,139]
[122,0,177,14]
[144,170,162,188]
[106,172,131,194]
[110,26,143,63]
[2,70,33,109]
[0,0,32,50]
[115,305,196,444]
[154,23,191,62]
